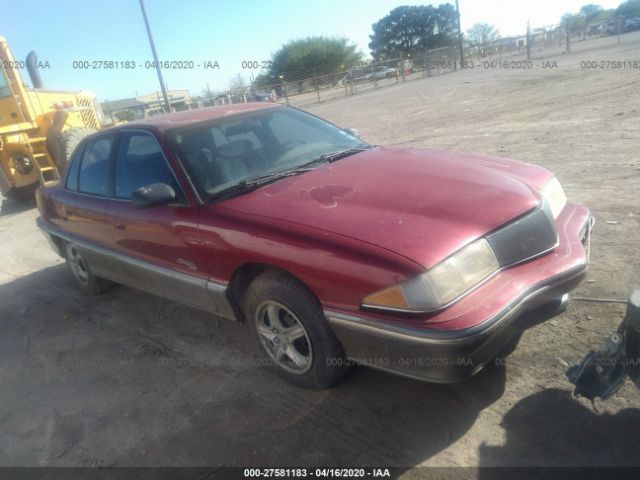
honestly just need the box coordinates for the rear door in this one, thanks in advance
[105,130,217,312]
[56,132,116,248]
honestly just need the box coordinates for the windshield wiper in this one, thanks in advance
[242,147,370,187]
[208,166,320,202]
[243,166,320,187]
[207,182,254,202]
[317,146,371,163]
[207,146,371,203]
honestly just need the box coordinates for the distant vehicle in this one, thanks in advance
[37,103,592,388]
[364,66,397,81]
[624,17,640,32]
[603,17,640,35]
[252,91,273,102]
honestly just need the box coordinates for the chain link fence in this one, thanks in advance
[192,15,639,109]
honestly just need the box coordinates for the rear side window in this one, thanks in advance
[78,135,115,196]
[114,132,182,200]
[64,141,85,191]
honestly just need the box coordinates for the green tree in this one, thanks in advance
[253,72,272,89]
[369,4,458,60]
[561,12,587,32]
[267,36,362,82]
[616,0,640,16]
[579,4,604,23]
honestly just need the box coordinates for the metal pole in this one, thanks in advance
[526,20,531,61]
[455,0,464,68]
[618,16,622,45]
[206,83,213,105]
[139,0,171,113]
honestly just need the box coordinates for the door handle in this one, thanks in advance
[115,223,126,230]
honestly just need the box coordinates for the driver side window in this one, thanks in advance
[114,132,184,201]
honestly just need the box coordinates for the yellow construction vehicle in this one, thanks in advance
[0,36,105,200]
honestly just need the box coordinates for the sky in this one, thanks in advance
[0,0,623,101]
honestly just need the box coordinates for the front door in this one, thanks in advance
[105,130,216,313]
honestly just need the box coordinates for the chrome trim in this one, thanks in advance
[36,218,235,320]
[330,262,588,346]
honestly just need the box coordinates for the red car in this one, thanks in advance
[36,103,593,388]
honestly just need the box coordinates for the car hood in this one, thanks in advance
[219,147,552,268]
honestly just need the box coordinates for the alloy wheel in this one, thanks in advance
[255,301,313,374]
[66,244,90,286]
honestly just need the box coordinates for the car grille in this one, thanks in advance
[486,203,558,267]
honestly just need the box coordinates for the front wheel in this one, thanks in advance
[64,243,116,294]
[244,270,349,388]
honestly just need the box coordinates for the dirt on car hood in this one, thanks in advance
[220,147,552,268]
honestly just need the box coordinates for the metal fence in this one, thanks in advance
[188,15,640,109]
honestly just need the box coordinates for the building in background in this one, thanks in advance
[102,90,193,121]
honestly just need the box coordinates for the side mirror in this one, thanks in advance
[131,183,175,209]
[344,128,360,138]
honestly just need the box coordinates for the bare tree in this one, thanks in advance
[228,74,246,93]
[466,23,500,57]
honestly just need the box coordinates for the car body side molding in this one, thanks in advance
[36,217,235,320]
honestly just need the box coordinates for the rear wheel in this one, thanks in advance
[244,270,349,388]
[64,243,115,294]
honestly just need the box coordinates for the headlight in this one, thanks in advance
[362,238,500,313]
[541,176,567,219]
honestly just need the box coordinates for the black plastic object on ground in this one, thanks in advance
[566,291,640,403]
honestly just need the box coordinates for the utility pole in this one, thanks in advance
[455,0,464,68]
[139,0,171,113]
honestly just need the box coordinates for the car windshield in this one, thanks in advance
[166,107,368,199]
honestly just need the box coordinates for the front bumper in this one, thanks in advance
[325,203,592,383]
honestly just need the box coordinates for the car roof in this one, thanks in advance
[121,102,282,132]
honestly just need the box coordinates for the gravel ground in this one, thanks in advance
[0,32,639,470]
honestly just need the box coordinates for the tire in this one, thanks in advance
[64,242,115,295]
[55,128,96,170]
[243,270,349,388]
[5,183,37,202]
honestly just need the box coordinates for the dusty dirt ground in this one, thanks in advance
[1,33,639,470]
